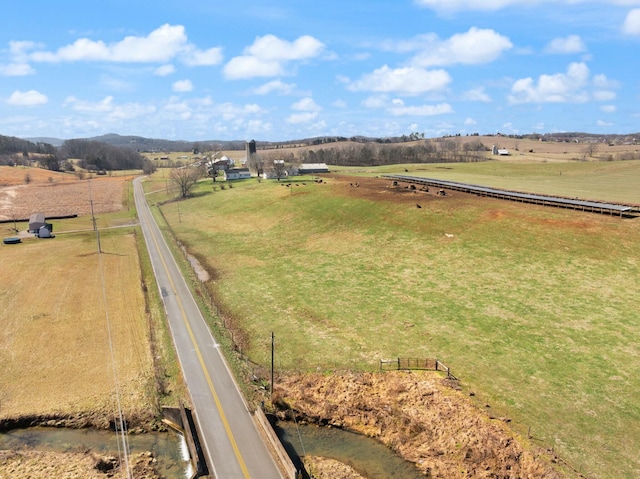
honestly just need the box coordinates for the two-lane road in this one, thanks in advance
[133,177,283,479]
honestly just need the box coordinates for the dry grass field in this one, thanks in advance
[0,166,131,221]
[0,230,156,427]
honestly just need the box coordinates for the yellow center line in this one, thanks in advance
[142,196,251,478]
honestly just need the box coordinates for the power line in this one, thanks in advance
[90,180,131,478]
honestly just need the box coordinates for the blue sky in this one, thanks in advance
[1,0,639,141]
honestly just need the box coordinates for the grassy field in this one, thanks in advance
[333,158,640,205]
[0,228,151,422]
[0,167,175,427]
[146,159,640,479]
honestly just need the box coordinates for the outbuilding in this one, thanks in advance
[298,163,329,174]
[223,168,252,180]
[29,213,46,233]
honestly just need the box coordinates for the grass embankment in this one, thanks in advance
[148,160,640,479]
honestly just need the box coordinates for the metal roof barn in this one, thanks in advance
[28,212,46,232]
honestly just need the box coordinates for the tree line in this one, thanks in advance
[0,134,155,174]
[262,139,489,167]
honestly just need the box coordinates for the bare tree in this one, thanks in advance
[272,160,287,181]
[247,152,265,177]
[582,142,599,160]
[170,166,203,198]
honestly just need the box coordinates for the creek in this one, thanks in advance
[275,422,424,479]
[0,427,192,479]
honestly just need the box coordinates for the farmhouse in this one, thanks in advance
[224,168,252,180]
[28,212,46,233]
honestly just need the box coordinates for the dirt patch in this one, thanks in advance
[274,371,564,478]
[328,174,440,206]
[0,449,160,479]
[306,456,366,479]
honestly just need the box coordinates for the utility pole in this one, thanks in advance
[270,332,275,398]
[89,179,102,253]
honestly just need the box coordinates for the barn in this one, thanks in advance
[28,213,46,233]
[298,163,329,174]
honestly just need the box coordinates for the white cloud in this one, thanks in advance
[388,102,453,116]
[347,65,451,94]
[183,46,223,66]
[172,79,194,92]
[360,95,452,116]
[332,99,347,108]
[107,102,157,121]
[155,64,176,76]
[246,34,324,61]
[286,111,319,124]
[597,119,614,127]
[592,74,618,101]
[545,35,586,54]
[622,8,640,34]
[593,90,616,101]
[362,95,390,109]
[223,34,324,79]
[27,24,222,66]
[224,56,284,79]
[7,90,48,106]
[0,63,35,76]
[415,0,640,13]
[600,104,617,113]
[508,62,591,104]
[408,28,512,67]
[2,41,39,75]
[213,102,264,121]
[64,96,114,112]
[291,97,322,112]
[593,73,618,89]
[252,80,296,95]
[464,117,477,125]
[461,87,492,102]
[63,95,156,122]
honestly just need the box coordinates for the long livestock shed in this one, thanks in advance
[384,174,636,217]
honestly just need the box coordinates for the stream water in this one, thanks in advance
[0,427,192,479]
[1,423,423,479]
[276,422,424,479]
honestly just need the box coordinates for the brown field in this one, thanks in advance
[0,166,131,221]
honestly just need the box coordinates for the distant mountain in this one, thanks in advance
[25,137,65,147]
[19,131,640,153]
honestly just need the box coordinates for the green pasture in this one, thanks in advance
[145,162,640,479]
[333,159,640,204]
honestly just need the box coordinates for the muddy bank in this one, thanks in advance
[0,413,166,478]
[305,456,366,479]
[273,371,565,479]
[0,449,160,479]
[0,411,163,434]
